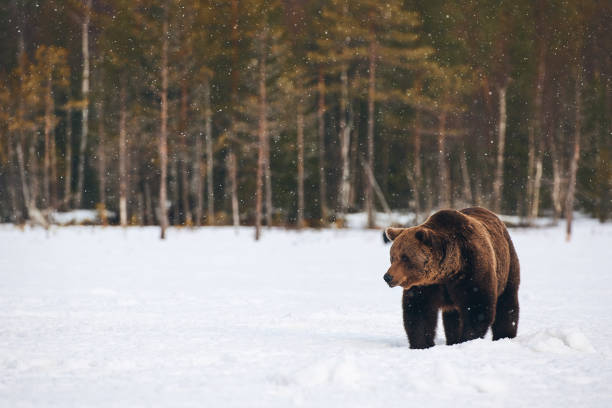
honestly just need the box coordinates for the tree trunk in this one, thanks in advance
[194,131,203,226]
[259,35,272,229]
[29,134,40,207]
[137,190,144,226]
[348,101,359,209]
[97,100,106,208]
[412,101,422,223]
[119,84,128,227]
[179,82,192,225]
[549,123,563,224]
[264,132,272,227]
[474,172,483,206]
[171,156,179,224]
[228,0,239,230]
[144,181,154,225]
[6,133,22,222]
[43,73,53,209]
[317,70,328,222]
[255,135,265,240]
[297,104,305,228]
[460,144,473,205]
[228,148,239,228]
[381,139,389,197]
[366,38,376,228]
[526,124,535,220]
[566,66,582,241]
[338,65,351,220]
[255,35,268,239]
[528,26,546,225]
[531,156,543,221]
[204,79,214,225]
[76,0,91,208]
[64,107,73,208]
[437,111,450,208]
[14,4,36,220]
[194,127,203,226]
[50,127,57,209]
[362,159,391,215]
[348,72,361,211]
[492,83,507,214]
[15,138,31,213]
[159,7,169,239]
[424,173,434,216]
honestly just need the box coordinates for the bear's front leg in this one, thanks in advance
[402,286,441,349]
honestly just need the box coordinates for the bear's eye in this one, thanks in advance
[390,255,395,263]
[401,255,409,263]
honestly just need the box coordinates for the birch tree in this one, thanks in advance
[75,0,92,208]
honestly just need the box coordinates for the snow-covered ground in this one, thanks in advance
[1,220,611,407]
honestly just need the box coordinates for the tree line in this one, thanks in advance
[0,0,610,239]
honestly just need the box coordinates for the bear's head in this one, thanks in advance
[383,226,450,289]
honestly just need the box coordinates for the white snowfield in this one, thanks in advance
[1,220,611,407]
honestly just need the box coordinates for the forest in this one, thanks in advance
[0,0,610,239]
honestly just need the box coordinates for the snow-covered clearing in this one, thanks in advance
[1,220,611,407]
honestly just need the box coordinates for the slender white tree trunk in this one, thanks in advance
[144,181,153,225]
[97,100,106,209]
[531,157,543,221]
[28,136,39,207]
[64,107,73,208]
[526,124,535,220]
[460,144,473,205]
[228,149,239,229]
[264,133,272,227]
[437,111,450,208]
[179,83,192,225]
[528,45,546,224]
[119,84,128,227]
[255,33,268,240]
[15,1,36,220]
[338,66,351,220]
[159,7,169,239]
[43,73,53,209]
[76,0,91,207]
[204,77,214,225]
[6,133,22,222]
[297,104,305,228]
[317,70,327,222]
[566,66,582,241]
[492,84,507,213]
[194,128,203,226]
[170,157,179,223]
[366,39,376,228]
[550,126,563,224]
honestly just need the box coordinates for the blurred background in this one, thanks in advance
[0,0,610,238]
[2,3,612,404]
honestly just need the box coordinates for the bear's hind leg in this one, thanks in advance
[492,286,519,340]
[443,309,462,345]
[456,286,496,343]
[402,286,441,349]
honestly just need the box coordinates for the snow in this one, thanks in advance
[344,210,560,229]
[50,209,115,225]
[344,211,416,228]
[1,220,612,407]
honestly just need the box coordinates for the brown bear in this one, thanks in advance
[383,207,520,349]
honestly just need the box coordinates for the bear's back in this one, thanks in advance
[460,207,513,295]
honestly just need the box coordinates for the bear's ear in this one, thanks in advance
[385,227,406,242]
[415,228,443,249]
[416,228,447,264]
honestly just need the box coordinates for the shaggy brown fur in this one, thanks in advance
[384,207,520,349]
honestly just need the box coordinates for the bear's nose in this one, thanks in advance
[383,273,394,285]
